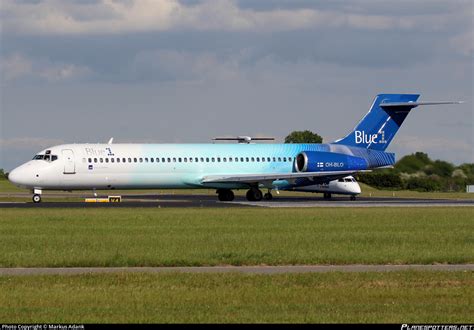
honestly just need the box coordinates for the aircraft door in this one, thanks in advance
[62,149,76,174]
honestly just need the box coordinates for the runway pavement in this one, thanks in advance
[0,193,473,208]
[1,264,473,276]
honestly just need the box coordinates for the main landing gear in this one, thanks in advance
[216,188,274,202]
[323,193,332,200]
[217,189,235,201]
[245,188,273,201]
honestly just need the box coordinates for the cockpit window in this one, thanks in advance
[33,154,58,162]
[344,178,352,182]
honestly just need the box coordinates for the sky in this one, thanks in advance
[1,0,473,171]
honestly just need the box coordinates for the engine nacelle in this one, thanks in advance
[295,151,368,172]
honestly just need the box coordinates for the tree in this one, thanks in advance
[284,130,323,144]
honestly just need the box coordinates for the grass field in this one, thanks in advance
[0,271,472,323]
[1,207,472,267]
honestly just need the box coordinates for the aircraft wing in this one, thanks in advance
[201,170,364,184]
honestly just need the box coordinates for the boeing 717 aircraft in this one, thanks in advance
[8,94,460,203]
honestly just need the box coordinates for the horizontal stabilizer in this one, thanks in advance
[213,136,275,144]
[380,101,463,109]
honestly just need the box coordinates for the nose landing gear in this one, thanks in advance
[32,194,42,203]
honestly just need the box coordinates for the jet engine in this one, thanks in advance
[295,151,368,172]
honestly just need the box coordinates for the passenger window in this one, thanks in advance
[229,157,233,162]
[223,158,226,162]
[189,158,193,162]
[105,158,109,163]
[205,158,209,162]
[111,158,115,163]
[94,158,98,163]
[88,158,92,163]
[139,158,143,163]
[211,157,215,162]
[246,157,249,162]
[278,157,282,162]
[100,158,103,163]
[267,157,271,162]
[273,157,276,162]
[283,157,287,162]
[156,158,159,163]
[150,158,154,163]
[256,157,260,162]
[145,158,148,162]
[217,157,221,162]
[261,157,265,162]
[167,158,171,162]
[117,158,120,163]
[196,157,200,162]
[173,158,176,162]
[178,158,182,162]
[184,158,188,162]
[128,158,131,163]
[123,158,126,163]
[241,157,244,162]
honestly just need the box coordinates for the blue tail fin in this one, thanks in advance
[333,94,420,151]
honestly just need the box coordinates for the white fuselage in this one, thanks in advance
[8,143,361,196]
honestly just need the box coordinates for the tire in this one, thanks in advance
[350,195,356,201]
[264,193,273,200]
[32,194,42,203]
[246,188,263,201]
[218,189,234,202]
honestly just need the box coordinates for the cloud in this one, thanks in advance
[3,0,469,35]
[0,137,66,150]
[1,53,93,82]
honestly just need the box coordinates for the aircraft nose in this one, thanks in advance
[8,167,22,186]
[8,166,31,188]
[353,183,362,194]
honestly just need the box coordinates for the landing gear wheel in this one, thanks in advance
[32,194,42,203]
[217,189,235,202]
[246,188,263,201]
[350,195,356,201]
[264,192,273,200]
[323,193,332,200]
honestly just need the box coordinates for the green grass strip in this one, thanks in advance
[0,271,472,323]
[1,208,472,267]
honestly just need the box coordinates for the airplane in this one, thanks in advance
[8,94,460,203]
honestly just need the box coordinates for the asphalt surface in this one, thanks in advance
[0,193,474,208]
[1,264,473,276]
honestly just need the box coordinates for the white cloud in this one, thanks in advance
[2,0,468,35]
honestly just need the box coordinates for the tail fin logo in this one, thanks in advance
[355,130,387,145]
